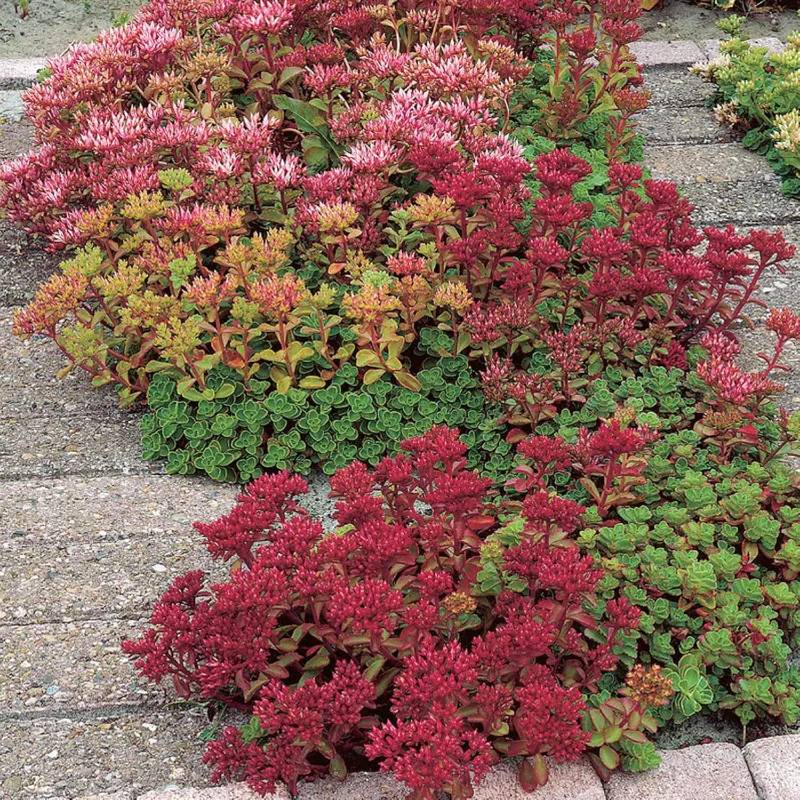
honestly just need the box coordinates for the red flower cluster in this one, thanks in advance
[471,148,796,432]
[124,426,643,797]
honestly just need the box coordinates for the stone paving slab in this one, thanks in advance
[0,222,59,307]
[0,617,158,713]
[644,142,800,225]
[636,105,732,145]
[630,39,705,66]
[645,142,776,183]
[471,759,604,800]
[0,88,25,121]
[702,37,784,61]
[642,64,715,109]
[671,180,800,226]
[0,475,237,545]
[632,38,784,68]
[0,412,154,479]
[0,380,121,420]
[74,744,790,800]
[730,327,800,406]
[0,533,217,623]
[0,115,34,160]
[605,743,757,800]
[743,733,800,800]
[132,759,605,800]
[0,309,124,419]
[0,709,211,799]
[137,788,267,800]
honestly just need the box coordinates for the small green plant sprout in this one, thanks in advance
[717,14,746,38]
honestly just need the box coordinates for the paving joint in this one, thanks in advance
[0,466,155,482]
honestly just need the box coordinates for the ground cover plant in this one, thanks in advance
[695,16,800,197]
[124,426,671,797]
[0,0,649,479]
[7,0,800,794]
[137,43,650,482]
[508,333,800,731]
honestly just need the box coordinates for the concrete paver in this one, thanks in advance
[631,40,705,66]
[0,617,156,713]
[0,532,216,623]
[605,743,757,800]
[472,759,605,800]
[637,105,732,145]
[0,710,211,799]
[642,64,715,109]
[645,142,776,183]
[0,221,58,307]
[0,412,154,479]
[743,734,800,800]
[0,57,45,89]
[0,475,237,545]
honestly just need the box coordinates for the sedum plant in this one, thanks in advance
[141,355,514,483]
[1,0,648,409]
[508,313,800,729]
[124,426,668,797]
[577,434,800,729]
[473,154,796,445]
[695,28,800,198]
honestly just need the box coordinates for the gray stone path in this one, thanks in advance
[0,118,239,797]
[2,38,800,800]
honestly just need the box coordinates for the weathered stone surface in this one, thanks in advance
[636,105,732,145]
[0,309,151,478]
[630,39,705,67]
[0,222,58,307]
[605,743,757,800]
[0,475,236,545]
[0,118,33,162]
[0,57,45,89]
[0,532,216,622]
[702,37,784,61]
[298,773,405,800]
[0,308,124,418]
[142,761,604,800]
[0,711,210,799]
[0,617,158,712]
[0,88,24,121]
[645,142,775,183]
[743,733,800,800]
[673,180,800,226]
[642,65,715,109]
[737,325,800,411]
[0,411,153,479]
[472,759,604,800]
[139,788,272,800]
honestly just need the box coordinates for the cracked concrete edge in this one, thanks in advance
[73,737,800,800]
